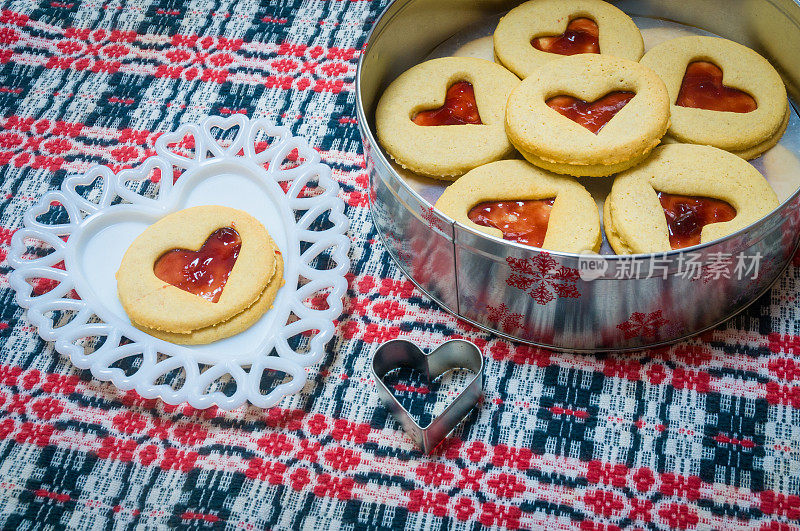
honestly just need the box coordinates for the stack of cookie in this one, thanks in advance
[117,206,284,345]
[374,0,786,254]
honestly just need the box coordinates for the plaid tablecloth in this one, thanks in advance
[0,0,798,529]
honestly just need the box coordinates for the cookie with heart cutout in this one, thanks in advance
[434,159,601,253]
[493,0,644,79]
[135,248,284,345]
[116,205,279,334]
[603,144,780,254]
[375,57,520,180]
[505,54,670,177]
[640,36,788,159]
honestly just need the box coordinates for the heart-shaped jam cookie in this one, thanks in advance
[140,248,284,346]
[412,81,482,126]
[505,54,669,177]
[640,36,787,159]
[468,199,555,248]
[604,144,779,254]
[117,205,278,335]
[375,57,518,180]
[676,61,757,113]
[494,0,644,78]
[658,192,736,249]
[153,227,242,303]
[434,160,601,253]
[532,18,600,56]
[547,91,635,134]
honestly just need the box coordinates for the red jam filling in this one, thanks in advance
[658,192,736,249]
[676,61,757,113]
[546,91,635,134]
[412,81,483,126]
[153,227,242,303]
[468,199,556,248]
[531,18,600,56]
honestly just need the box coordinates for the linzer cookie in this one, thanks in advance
[375,57,519,180]
[604,144,779,254]
[434,159,601,253]
[139,252,284,345]
[505,54,670,177]
[116,206,283,344]
[493,0,644,79]
[640,36,788,160]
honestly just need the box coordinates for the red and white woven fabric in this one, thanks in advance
[0,1,798,529]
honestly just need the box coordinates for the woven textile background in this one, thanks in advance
[0,0,798,529]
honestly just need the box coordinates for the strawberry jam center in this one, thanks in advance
[412,81,482,126]
[153,227,242,303]
[658,192,736,249]
[468,199,556,248]
[546,91,635,134]
[532,18,600,56]
[676,61,757,113]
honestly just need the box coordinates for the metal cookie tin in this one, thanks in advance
[357,0,800,352]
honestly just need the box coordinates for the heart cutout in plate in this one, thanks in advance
[412,81,483,126]
[153,227,242,303]
[372,339,484,454]
[547,91,635,134]
[531,17,600,56]
[676,61,757,113]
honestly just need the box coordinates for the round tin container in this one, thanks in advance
[357,0,800,352]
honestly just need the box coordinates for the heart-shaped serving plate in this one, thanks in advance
[372,339,484,454]
[8,116,350,410]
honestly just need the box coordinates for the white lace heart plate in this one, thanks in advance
[7,115,350,410]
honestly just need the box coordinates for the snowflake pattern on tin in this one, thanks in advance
[505,253,581,305]
[617,310,670,340]
[485,303,525,331]
[384,229,413,270]
[421,206,446,232]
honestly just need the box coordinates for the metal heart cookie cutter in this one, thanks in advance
[372,339,484,454]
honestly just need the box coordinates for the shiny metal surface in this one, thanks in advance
[371,339,484,454]
[357,0,800,351]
